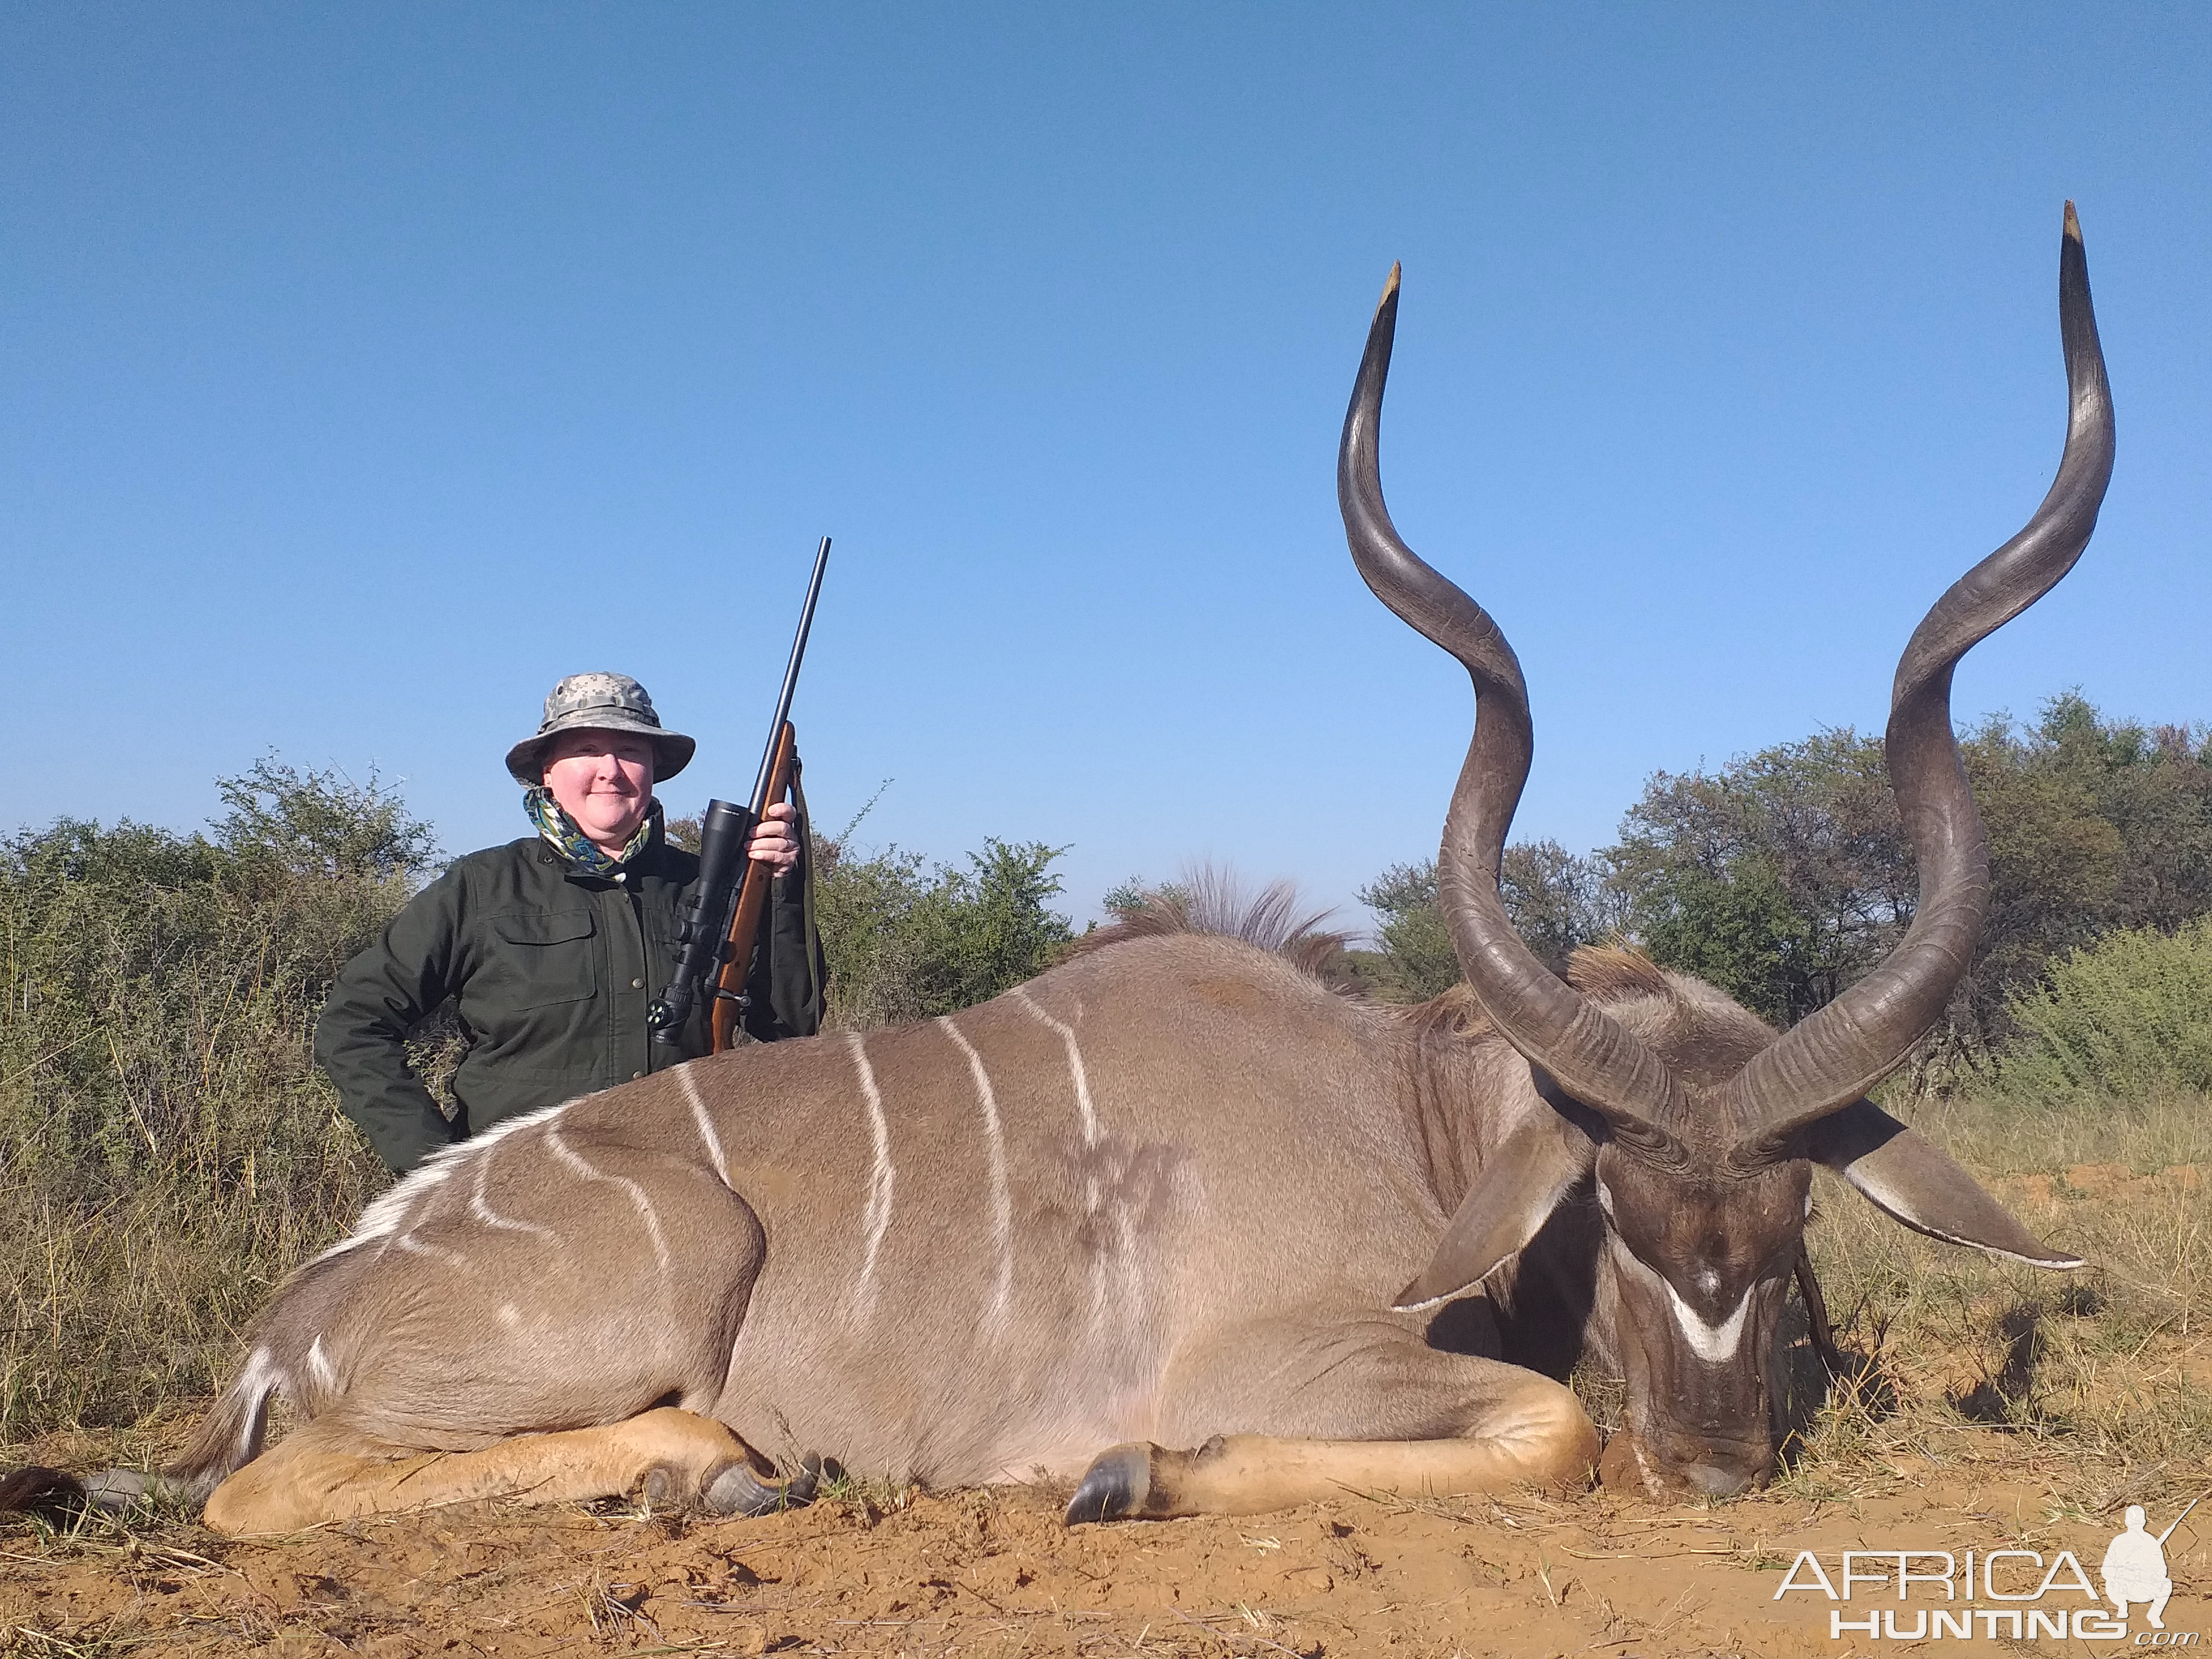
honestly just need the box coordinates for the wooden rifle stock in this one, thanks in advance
[709,720,799,1053]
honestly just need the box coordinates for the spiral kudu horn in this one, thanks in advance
[1719,203,2114,1161]
[1337,265,1686,1161]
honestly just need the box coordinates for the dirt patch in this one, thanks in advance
[6,1473,2207,1656]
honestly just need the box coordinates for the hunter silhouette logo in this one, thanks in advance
[2104,1500,2194,1631]
[1773,1497,2200,1643]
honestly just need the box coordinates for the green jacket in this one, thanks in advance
[315,818,824,1174]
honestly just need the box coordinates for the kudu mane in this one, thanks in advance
[1400,944,1690,1038]
[1068,869,1350,982]
[1396,946,1781,1150]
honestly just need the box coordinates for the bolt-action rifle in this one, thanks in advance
[647,536,831,1052]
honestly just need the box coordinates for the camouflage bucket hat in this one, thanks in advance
[504,672,696,785]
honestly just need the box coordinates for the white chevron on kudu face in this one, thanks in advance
[1663,1279,1752,1364]
[1605,1229,1751,1364]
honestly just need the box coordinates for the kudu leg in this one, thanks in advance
[190,1134,809,1536]
[201,1407,811,1536]
[1067,1315,1597,1522]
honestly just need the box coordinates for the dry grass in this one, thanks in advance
[1777,1085,2210,1508]
[1,1154,378,1445]
[1,797,401,1447]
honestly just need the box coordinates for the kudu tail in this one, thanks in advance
[0,1463,88,1519]
[154,1349,284,1505]
[0,1357,277,1520]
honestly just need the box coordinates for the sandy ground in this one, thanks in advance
[5,1463,2206,1657]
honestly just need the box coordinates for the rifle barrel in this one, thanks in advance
[749,536,831,818]
[2156,1496,2200,1544]
[645,535,832,1046]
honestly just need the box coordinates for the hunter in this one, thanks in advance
[316,672,825,1176]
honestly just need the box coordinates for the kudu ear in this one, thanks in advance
[1804,1100,2084,1269]
[1392,1114,1595,1311]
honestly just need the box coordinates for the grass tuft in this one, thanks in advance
[1783,1086,2210,1506]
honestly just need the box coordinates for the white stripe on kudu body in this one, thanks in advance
[470,1145,555,1242]
[324,1160,454,1264]
[320,1098,581,1267]
[394,1231,473,1273]
[937,1014,1014,1335]
[845,1032,897,1320]
[1010,987,1099,1144]
[1010,986,1144,1325]
[676,1063,731,1187]
[547,1125,670,1274]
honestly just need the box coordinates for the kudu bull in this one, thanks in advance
[5,207,2109,1533]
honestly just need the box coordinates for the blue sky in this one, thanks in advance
[6,5,2208,925]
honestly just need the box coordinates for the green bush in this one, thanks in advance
[817,838,1074,1028]
[1998,916,2212,1100]
[1358,861,1460,1002]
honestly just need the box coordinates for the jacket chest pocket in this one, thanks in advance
[485,910,599,1010]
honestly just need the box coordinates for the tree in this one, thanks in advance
[1608,729,1911,1027]
[1360,840,1619,1000]
[211,754,442,885]
[1359,860,1459,1001]
[1967,694,2212,982]
[1500,839,1625,977]
[1102,875,1190,921]
[1596,694,2212,1053]
[814,838,1074,1028]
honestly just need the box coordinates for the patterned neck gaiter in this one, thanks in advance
[523,787,662,873]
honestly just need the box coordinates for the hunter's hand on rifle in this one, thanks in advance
[747,801,801,873]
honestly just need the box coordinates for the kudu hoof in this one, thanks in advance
[701,1453,821,1519]
[1065,1443,1154,1525]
